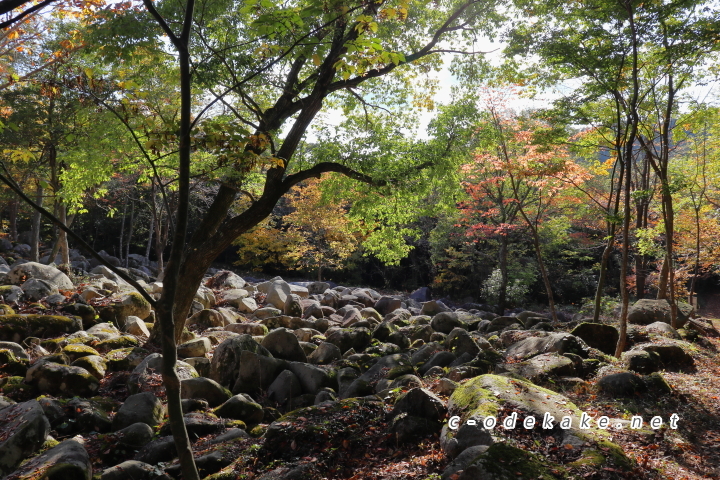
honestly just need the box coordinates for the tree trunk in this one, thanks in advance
[593,230,615,322]
[125,197,135,267]
[498,233,509,313]
[615,157,632,358]
[8,199,18,242]
[119,196,127,264]
[145,204,154,260]
[58,202,69,265]
[30,182,43,262]
[688,205,701,304]
[530,227,557,322]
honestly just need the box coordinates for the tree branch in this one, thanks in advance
[0,165,158,307]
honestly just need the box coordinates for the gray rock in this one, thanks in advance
[207,270,246,290]
[21,278,58,301]
[177,337,212,358]
[622,349,661,374]
[421,300,451,316]
[393,387,446,420]
[645,321,681,339]
[419,351,456,376]
[7,262,73,289]
[209,334,273,388]
[266,280,293,310]
[431,312,466,334]
[0,341,28,360]
[5,439,90,480]
[101,460,172,480]
[505,332,589,361]
[0,400,50,477]
[446,328,480,357]
[114,422,155,449]
[180,377,232,407]
[440,416,494,458]
[128,353,198,394]
[267,370,302,406]
[287,362,337,394]
[441,445,490,480]
[225,322,268,336]
[261,328,307,362]
[25,361,99,397]
[571,322,619,355]
[596,371,647,397]
[134,436,177,465]
[231,350,287,394]
[214,394,264,425]
[628,299,692,328]
[186,309,228,328]
[112,392,165,430]
[284,294,303,317]
[374,296,402,316]
[324,327,372,354]
[497,352,576,382]
[390,413,441,443]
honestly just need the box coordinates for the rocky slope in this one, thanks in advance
[0,248,717,480]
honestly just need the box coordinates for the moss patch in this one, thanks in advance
[0,315,82,342]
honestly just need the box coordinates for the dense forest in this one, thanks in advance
[1,0,720,479]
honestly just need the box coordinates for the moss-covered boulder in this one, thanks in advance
[0,304,15,315]
[70,355,107,379]
[95,335,140,352]
[4,438,91,480]
[6,262,74,290]
[105,347,150,372]
[97,292,152,329]
[25,360,100,397]
[0,348,29,376]
[447,374,633,474]
[60,303,98,329]
[0,315,82,342]
[0,399,51,478]
[0,376,38,401]
[62,344,100,362]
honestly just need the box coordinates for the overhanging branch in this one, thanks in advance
[0,166,158,308]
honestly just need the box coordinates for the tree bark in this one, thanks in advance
[498,233,509,313]
[30,182,43,262]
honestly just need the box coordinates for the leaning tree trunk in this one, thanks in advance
[593,228,616,322]
[30,182,43,262]
[497,233,509,314]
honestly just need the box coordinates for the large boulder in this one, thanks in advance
[260,328,307,362]
[0,400,50,477]
[214,394,264,425]
[127,353,198,395]
[100,460,173,480]
[4,438,91,480]
[6,262,73,290]
[265,280,292,310]
[0,315,82,342]
[21,278,59,301]
[505,332,589,361]
[209,335,273,389]
[25,361,100,397]
[570,323,619,355]
[497,352,576,382]
[180,378,232,407]
[112,392,165,430]
[628,299,692,328]
[206,270,246,290]
[431,312,466,334]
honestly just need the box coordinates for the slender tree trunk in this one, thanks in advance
[58,202,69,265]
[8,199,18,242]
[593,228,616,322]
[530,227,557,322]
[119,196,127,264]
[125,197,135,267]
[498,233,509,313]
[688,206,701,304]
[30,182,43,262]
[145,205,154,260]
[616,157,633,357]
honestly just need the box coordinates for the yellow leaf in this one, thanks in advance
[312,54,321,66]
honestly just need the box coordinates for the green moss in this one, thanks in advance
[104,346,149,371]
[0,314,81,341]
[0,349,28,375]
[568,448,606,468]
[95,335,140,352]
[225,420,247,430]
[62,344,100,361]
[472,443,567,478]
[0,304,14,315]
